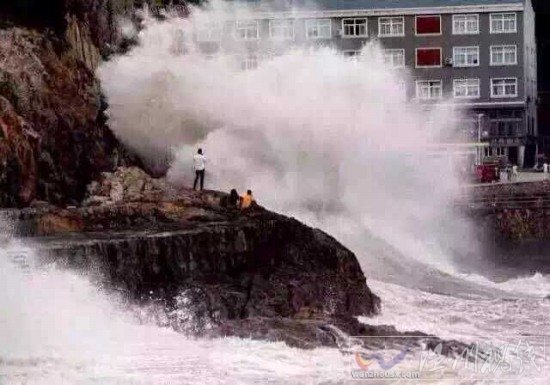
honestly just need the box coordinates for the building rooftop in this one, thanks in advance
[243,0,526,13]
[304,0,524,9]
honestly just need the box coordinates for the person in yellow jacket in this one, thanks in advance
[240,190,256,209]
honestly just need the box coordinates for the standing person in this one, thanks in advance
[241,190,256,209]
[512,164,519,181]
[193,148,206,191]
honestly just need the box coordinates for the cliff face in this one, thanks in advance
[0,0,140,208]
[12,168,381,346]
[0,0,135,56]
[41,215,380,322]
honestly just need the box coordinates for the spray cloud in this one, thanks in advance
[98,1,478,275]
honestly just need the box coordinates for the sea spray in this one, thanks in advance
[98,2,479,274]
[0,225,351,384]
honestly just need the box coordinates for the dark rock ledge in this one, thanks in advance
[2,168,484,361]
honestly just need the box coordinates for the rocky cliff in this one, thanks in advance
[5,167,381,348]
[5,168,486,356]
[0,1,140,208]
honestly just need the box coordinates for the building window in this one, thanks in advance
[383,49,405,68]
[416,48,442,67]
[452,14,479,34]
[235,20,259,40]
[453,79,480,99]
[491,78,518,98]
[343,50,362,60]
[453,46,479,67]
[488,110,523,138]
[416,80,442,100]
[490,45,517,66]
[306,19,332,39]
[196,22,221,42]
[342,18,367,37]
[394,81,407,101]
[239,54,258,71]
[269,19,294,40]
[379,17,405,37]
[415,15,441,35]
[490,13,517,33]
[484,147,507,157]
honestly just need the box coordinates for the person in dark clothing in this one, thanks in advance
[228,189,240,207]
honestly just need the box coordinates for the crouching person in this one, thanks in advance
[240,190,256,209]
[221,189,240,208]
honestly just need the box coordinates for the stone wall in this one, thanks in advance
[469,180,550,240]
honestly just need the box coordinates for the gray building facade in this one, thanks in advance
[199,0,537,166]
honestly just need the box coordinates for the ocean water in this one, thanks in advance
[1,235,549,384]
[2,3,549,384]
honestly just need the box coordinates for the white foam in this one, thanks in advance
[460,272,550,298]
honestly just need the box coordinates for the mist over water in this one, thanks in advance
[98,3,479,277]
[0,239,353,384]
[3,3,550,384]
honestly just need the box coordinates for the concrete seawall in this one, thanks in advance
[467,179,550,241]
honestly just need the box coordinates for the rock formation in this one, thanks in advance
[0,2,479,357]
[5,167,381,347]
[7,168,486,357]
[0,3,139,207]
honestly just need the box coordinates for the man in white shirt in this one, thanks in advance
[193,148,206,191]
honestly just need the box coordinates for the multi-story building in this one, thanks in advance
[196,0,537,166]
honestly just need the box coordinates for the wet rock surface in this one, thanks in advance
[1,168,482,357]
[0,28,137,207]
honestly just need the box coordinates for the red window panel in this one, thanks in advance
[416,48,441,66]
[416,16,441,34]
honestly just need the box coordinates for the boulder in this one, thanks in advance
[84,167,168,205]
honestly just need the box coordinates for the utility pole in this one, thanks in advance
[477,113,485,165]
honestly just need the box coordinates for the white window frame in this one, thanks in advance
[415,47,442,68]
[343,50,362,60]
[484,147,507,157]
[239,54,259,71]
[416,80,443,100]
[452,46,480,67]
[341,18,368,38]
[195,22,222,42]
[490,13,517,34]
[378,16,405,37]
[490,78,518,98]
[235,20,260,41]
[396,81,408,101]
[452,14,479,35]
[453,79,480,99]
[305,18,332,40]
[490,45,518,66]
[415,15,442,36]
[383,48,405,68]
[269,19,294,40]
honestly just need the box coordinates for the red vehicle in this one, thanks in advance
[475,163,499,183]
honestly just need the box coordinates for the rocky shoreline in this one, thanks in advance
[0,167,483,360]
[0,0,490,363]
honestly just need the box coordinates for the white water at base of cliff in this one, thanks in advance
[2,238,550,385]
[2,4,550,385]
[0,239,349,385]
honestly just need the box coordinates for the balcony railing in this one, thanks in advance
[486,127,525,139]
